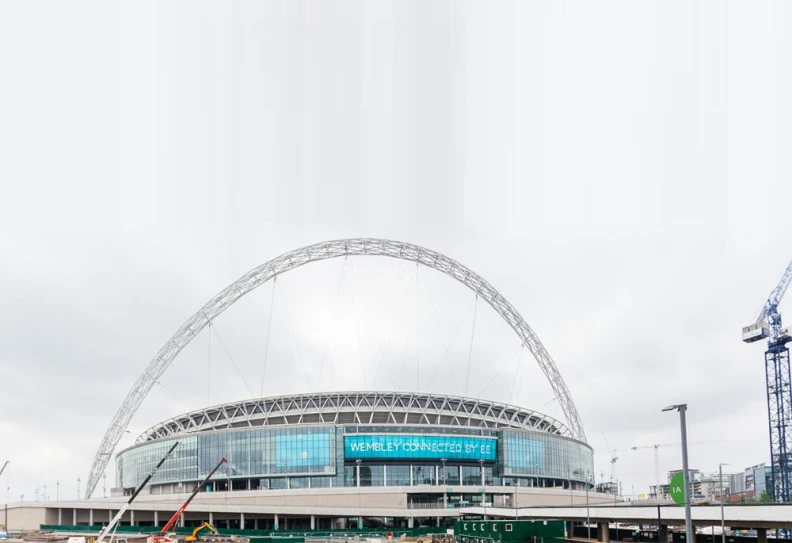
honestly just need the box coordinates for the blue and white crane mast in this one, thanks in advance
[743,260,792,503]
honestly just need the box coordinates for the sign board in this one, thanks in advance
[344,434,497,461]
[669,471,686,506]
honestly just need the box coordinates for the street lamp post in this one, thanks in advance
[719,463,729,543]
[569,468,574,506]
[586,472,592,540]
[663,404,694,543]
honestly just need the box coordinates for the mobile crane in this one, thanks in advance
[147,457,227,543]
[743,260,792,502]
[93,442,180,543]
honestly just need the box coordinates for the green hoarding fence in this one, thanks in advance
[454,520,564,543]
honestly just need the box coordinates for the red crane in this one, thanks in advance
[147,457,227,543]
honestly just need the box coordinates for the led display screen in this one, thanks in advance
[344,434,497,461]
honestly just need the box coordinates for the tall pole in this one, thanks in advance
[56,480,59,502]
[586,472,591,540]
[569,468,574,506]
[664,404,694,543]
[678,406,694,543]
[719,463,728,543]
[77,477,81,500]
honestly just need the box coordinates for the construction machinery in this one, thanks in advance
[147,457,227,543]
[185,522,219,543]
[95,442,180,543]
[743,260,792,503]
[0,461,8,479]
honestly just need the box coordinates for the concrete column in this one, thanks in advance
[659,525,668,543]
[358,517,363,530]
[58,509,62,525]
[130,510,135,527]
[566,522,574,539]
[89,509,94,526]
[254,519,259,530]
[408,517,414,528]
[154,511,158,526]
[274,513,279,531]
[758,528,767,543]
[598,522,609,543]
[73,509,77,525]
[310,516,316,530]
[179,513,185,528]
[383,465,388,486]
[209,512,213,525]
[240,513,245,529]
[109,510,112,523]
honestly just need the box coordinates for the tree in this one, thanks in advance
[758,490,772,503]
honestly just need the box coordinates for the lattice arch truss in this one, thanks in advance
[86,238,586,498]
[136,391,571,443]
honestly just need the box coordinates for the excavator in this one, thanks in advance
[184,522,219,543]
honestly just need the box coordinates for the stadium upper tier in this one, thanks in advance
[136,391,571,443]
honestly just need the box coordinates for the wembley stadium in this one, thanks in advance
[117,391,593,497]
[1,239,616,533]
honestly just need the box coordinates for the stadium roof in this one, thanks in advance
[136,391,571,444]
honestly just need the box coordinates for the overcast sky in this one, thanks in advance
[1,1,791,503]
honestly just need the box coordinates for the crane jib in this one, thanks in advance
[157,457,227,536]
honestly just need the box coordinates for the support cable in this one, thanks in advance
[259,277,276,397]
[207,323,212,406]
[463,295,479,396]
[211,323,255,398]
[424,295,477,392]
[156,380,192,413]
[507,346,524,405]
[370,267,417,390]
[345,259,368,389]
[316,258,349,392]
[276,277,313,391]
[416,262,420,391]
[476,342,523,399]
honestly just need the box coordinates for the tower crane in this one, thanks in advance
[631,444,671,496]
[743,260,792,503]
[631,440,724,498]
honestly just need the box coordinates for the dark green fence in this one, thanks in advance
[454,520,564,543]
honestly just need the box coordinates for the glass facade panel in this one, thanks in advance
[344,465,357,487]
[439,465,459,485]
[387,465,411,486]
[359,465,385,487]
[118,428,335,490]
[461,465,481,485]
[501,430,594,483]
[412,465,435,485]
[117,425,593,492]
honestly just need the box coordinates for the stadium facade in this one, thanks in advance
[118,392,593,497]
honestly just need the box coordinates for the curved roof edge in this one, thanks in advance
[136,391,571,444]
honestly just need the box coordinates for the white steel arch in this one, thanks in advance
[86,238,586,498]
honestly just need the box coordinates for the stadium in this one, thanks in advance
[2,239,614,532]
[118,390,593,500]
